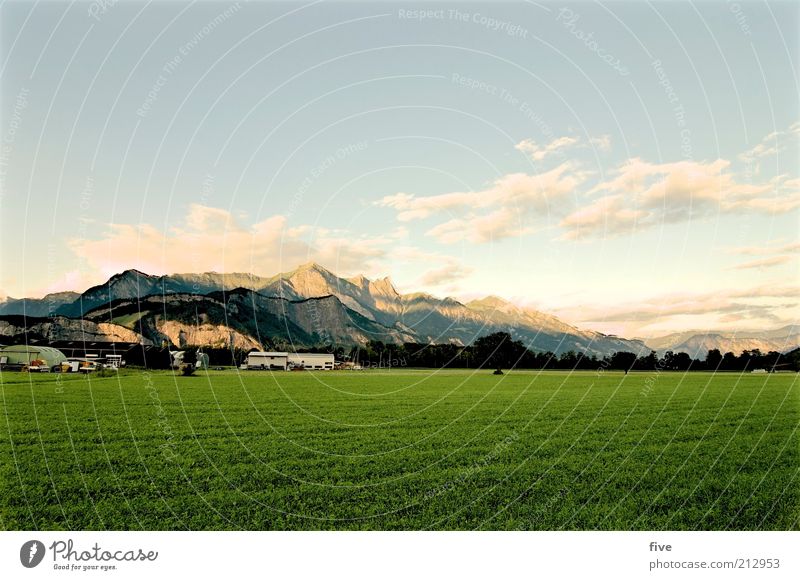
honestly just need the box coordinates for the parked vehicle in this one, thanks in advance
[77,360,103,373]
[63,360,81,373]
[25,359,50,373]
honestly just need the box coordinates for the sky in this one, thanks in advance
[0,0,797,338]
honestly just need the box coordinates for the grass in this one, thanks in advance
[1,368,797,530]
[110,311,146,328]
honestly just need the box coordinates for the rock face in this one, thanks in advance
[157,321,260,350]
[0,315,150,344]
[74,289,415,350]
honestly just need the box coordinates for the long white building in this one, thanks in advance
[246,351,334,370]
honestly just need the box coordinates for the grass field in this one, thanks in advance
[1,368,797,530]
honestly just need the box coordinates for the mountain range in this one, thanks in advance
[0,263,797,356]
[640,326,800,358]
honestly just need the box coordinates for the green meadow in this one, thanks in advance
[1,369,797,530]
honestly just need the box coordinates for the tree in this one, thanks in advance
[762,351,782,372]
[739,349,761,371]
[559,351,580,370]
[636,351,658,371]
[720,351,738,371]
[672,352,693,370]
[473,332,526,370]
[610,351,638,373]
[784,348,800,372]
[705,349,722,371]
[661,351,676,370]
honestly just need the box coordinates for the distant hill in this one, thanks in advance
[643,325,800,357]
[0,291,80,317]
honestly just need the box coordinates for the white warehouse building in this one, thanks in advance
[246,351,334,371]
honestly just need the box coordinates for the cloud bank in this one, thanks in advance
[378,127,799,243]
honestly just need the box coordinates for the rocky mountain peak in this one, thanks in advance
[293,262,330,275]
[468,295,518,313]
[369,276,398,297]
[110,268,156,282]
[348,273,369,286]
[280,262,342,297]
[471,295,510,306]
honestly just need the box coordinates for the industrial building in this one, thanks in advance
[246,351,335,370]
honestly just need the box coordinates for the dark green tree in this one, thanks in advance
[473,332,526,370]
[672,352,693,370]
[636,351,659,371]
[705,349,723,371]
[610,351,638,373]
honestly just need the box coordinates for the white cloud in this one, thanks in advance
[515,134,610,162]
[376,164,583,243]
[68,204,387,283]
[515,136,580,161]
[379,126,799,245]
[739,121,800,164]
[427,207,529,244]
[388,246,473,290]
[559,194,646,240]
[724,239,799,270]
[419,262,473,287]
[729,256,792,270]
[376,127,800,249]
[378,156,798,244]
[727,240,800,256]
[561,158,799,239]
[589,135,612,151]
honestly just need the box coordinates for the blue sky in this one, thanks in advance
[1,0,797,337]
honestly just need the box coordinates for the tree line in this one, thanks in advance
[123,331,799,372]
[350,332,800,372]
